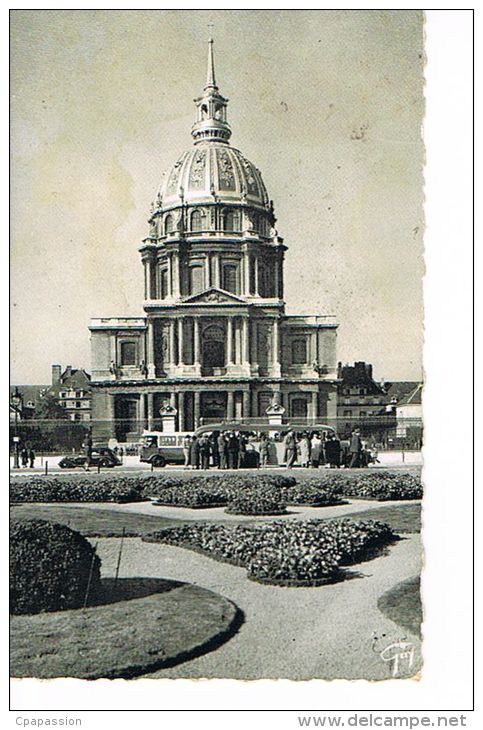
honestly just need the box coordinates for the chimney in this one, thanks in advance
[367,364,373,379]
[52,364,61,385]
[65,365,72,377]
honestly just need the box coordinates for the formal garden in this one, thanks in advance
[10,469,423,680]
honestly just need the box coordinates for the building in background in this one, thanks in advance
[395,383,423,448]
[49,365,92,422]
[89,40,339,443]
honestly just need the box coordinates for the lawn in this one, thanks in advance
[377,576,422,638]
[338,503,421,533]
[10,577,242,679]
[10,504,182,537]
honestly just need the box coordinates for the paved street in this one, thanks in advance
[10,450,422,475]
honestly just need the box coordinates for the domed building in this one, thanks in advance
[89,40,339,441]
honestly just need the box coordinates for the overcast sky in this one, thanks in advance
[11,9,424,384]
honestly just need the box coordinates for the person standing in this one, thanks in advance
[310,432,322,468]
[237,433,246,469]
[284,430,297,468]
[325,432,341,468]
[259,433,269,468]
[349,428,363,468]
[182,434,191,469]
[227,432,240,469]
[28,448,36,469]
[189,435,200,470]
[199,434,210,470]
[298,432,311,468]
[210,432,219,468]
[21,447,29,468]
[217,432,228,469]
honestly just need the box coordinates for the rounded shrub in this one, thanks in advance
[10,518,102,615]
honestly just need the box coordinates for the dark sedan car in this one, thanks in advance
[58,447,122,469]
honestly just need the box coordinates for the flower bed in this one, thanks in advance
[338,473,423,501]
[225,490,287,515]
[10,476,146,504]
[144,518,397,586]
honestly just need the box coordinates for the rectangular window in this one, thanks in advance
[120,341,137,366]
[291,397,307,418]
[222,263,238,293]
[291,338,307,365]
[189,265,204,295]
[343,410,352,417]
[160,268,168,299]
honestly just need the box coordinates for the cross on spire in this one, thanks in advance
[192,38,231,144]
[206,37,217,89]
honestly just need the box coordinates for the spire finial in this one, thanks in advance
[206,37,216,89]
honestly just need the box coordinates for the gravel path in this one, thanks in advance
[95,532,422,681]
[80,498,415,523]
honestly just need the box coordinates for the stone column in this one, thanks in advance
[138,393,146,433]
[254,256,259,296]
[250,319,258,370]
[244,252,250,295]
[272,318,281,376]
[149,258,156,299]
[147,320,156,378]
[213,255,220,288]
[242,390,250,419]
[177,318,184,365]
[226,317,233,365]
[147,393,154,430]
[194,317,201,368]
[172,253,180,299]
[242,317,250,366]
[170,392,177,410]
[169,320,176,364]
[167,254,173,298]
[194,391,201,427]
[227,390,235,419]
[205,255,211,288]
[178,392,185,431]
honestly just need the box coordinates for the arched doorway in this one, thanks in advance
[202,324,225,374]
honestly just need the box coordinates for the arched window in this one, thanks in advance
[222,264,238,294]
[190,209,202,232]
[164,214,174,235]
[222,209,239,232]
[291,339,307,365]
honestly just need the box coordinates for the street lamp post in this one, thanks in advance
[11,387,22,469]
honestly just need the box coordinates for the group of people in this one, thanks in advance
[283,427,368,469]
[179,427,369,470]
[182,432,248,470]
[19,447,36,468]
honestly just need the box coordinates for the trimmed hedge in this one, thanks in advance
[10,471,422,507]
[10,476,146,504]
[144,518,397,586]
[10,518,101,615]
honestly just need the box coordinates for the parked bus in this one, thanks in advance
[139,431,192,467]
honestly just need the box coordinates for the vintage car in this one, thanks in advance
[58,447,122,469]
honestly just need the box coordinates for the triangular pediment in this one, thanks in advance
[182,287,247,304]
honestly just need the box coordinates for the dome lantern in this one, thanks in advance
[191,39,232,145]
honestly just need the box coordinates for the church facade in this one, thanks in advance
[89,41,339,443]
